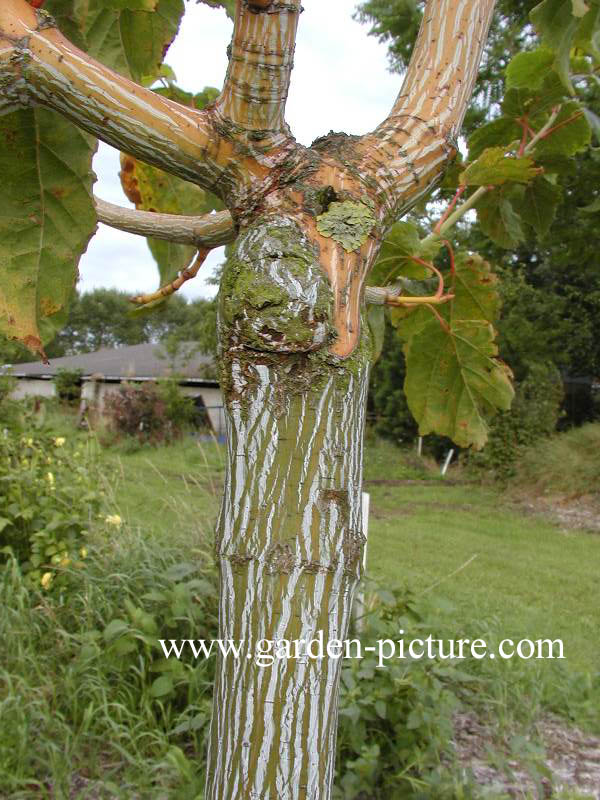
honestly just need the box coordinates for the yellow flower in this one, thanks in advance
[46,472,55,486]
[105,514,122,527]
[26,437,34,447]
[41,572,53,589]
[54,437,66,447]
[59,557,71,568]
[80,547,88,559]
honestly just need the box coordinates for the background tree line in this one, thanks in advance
[0,289,217,365]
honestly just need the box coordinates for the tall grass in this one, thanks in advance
[0,516,218,798]
[513,423,600,498]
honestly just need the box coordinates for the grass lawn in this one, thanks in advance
[365,481,599,673]
[108,435,599,674]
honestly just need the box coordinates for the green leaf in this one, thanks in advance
[451,254,501,324]
[467,118,521,161]
[103,619,130,641]
[370,222,442,283]
[398,314,514,449]
[461,148,540,186]
[583,107,600,143]
[112,637,137,655]
[104,0,157,9]
[476,191,525,249]
[506,48,556,91]
[501,72,566,120]
[530,0,600,91]
[47,0,185,83]
[574,2,600,60]
[531,0,582,92]
[440,155,464,190]
[152,84,220,110]
[171,713,208,735]
[0,109,97,356]
[150,675,174,697]
[533,101,592,156]
[510,177,563,237]
[580,195,600,212]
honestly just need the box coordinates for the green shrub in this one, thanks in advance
[156,377,198,430]
[336,588,464,798]
[0,372,15,404]
[0,522,219,797]
[104,381,197,444]
[0,373,20,429]
[515,422,600,497]
[1,542,597,797]
[0,428,104,589]
[467,362,564,480]
[54,368,83,405]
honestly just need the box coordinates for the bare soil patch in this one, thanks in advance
[453,711,600,798]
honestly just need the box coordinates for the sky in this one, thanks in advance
[80,2,401,301]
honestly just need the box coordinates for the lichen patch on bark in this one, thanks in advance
[316,200,376,253]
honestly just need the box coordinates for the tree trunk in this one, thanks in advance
[207,216,371,798]
[0,2,498,796]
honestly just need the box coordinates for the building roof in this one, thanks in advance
[7,342,218,385]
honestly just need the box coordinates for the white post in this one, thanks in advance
[441,449,455,476]
[417,436,423,456]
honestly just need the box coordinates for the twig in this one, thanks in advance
[129,249,210,306]
[420,553,479,594]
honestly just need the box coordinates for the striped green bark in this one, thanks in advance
[206,217,371,799]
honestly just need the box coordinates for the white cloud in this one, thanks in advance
[79,2,400,301]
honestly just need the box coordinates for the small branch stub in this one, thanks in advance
[248,0,271,8]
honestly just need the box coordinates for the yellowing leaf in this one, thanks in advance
[451,253,501,324]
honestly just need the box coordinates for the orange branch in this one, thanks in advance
[357,0,497,216]
[216,0,301,133]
